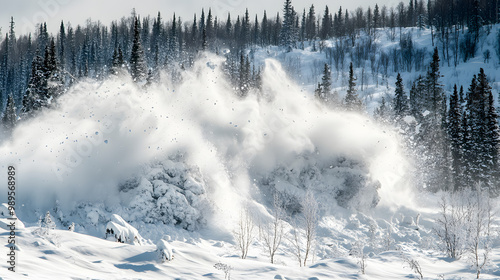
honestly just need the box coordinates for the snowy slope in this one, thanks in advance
[1,196,499,280]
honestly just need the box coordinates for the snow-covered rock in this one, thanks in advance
[105,214,142,245]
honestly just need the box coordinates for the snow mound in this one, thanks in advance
[0,203,25,230]
[156,239,174,262]
[105,214,143,245]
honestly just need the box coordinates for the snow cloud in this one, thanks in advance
[0,53,413,222]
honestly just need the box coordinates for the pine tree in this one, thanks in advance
[373,4,380,30]
[45,38,64,101]
[320,63,331,100]
[461,107,473,188]
[320,6,331,40]
[374,96,388,121]
[22,53,46,116]
[485,90,499,186]
[261,11,268,45]
[476,68,498,187]
[130,17,148,83]
[238,53,250,96]
[393,73,409,119]
[344,62,362,111]
[2,94,17,133]
[306,5,316,41]
[427,47,443,117]
[448,84,462,191]
[111,46,125,75]
[280,0,295,51]
[58,21,66,70]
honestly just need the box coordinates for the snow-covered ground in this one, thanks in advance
[1,25,500,279]
[1,193,499,279]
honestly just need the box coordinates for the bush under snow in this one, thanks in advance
[105,214,143,245]
[156,239,174,262]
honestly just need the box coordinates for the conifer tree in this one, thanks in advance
[22,53,46,116]
[2,94,17,133]
[280,0,295,51]
[344,62,362,111]
[130,17,148,83]
[45,38,64,101]
[320,63,331,100]
[476,68,498,187]
[374,96,388,121]
[448,84,463,191]
[485,90,499,186]
[427,47,443,118]
[393,73,408,119]
[306,5,316,41]
[111,46,125,75]
[320,6,331,40]
[460,111,472,185]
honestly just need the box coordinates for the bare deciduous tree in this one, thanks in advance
[467,186,493,279]
[350,241,367,274]
[234,207,255,259]
[302,191,318,266]
[259,195,285,264]
[434,185,494,279]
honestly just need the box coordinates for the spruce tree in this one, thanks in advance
[111,46,125,75]
[22,53,46,116]
[374,96,388,121]
[393,73,408,119]
[130,17,148,83]
[2,94,17,133]
[427,47,443,118]
[45,38,64,101]
[448,85,462,191]
[485,90,499,187]
[320,63,331,100]
[344,62,362,111]
[279,0,295,51]
[477,68,499,187]
[320,6,331,40]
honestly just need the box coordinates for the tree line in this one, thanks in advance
[374,48,499,194]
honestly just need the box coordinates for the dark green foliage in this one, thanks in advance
[393,73,408,118]
[279,0,295,51]
[2,94,17,133]
[448,85,462,191]
[344,63,362,111]
[130,17,147,83]
[319,63,331,100]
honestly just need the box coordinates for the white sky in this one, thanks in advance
[0,0,401,36]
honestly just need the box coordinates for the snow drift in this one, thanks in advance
[0,53,413,230]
